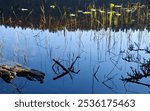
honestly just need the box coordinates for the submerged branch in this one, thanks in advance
[52,56,80,80]
[53,59,69,72]
[93,65,100,82]
[53,71,69,80]
[122,43,150,88]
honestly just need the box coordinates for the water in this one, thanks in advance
[0,25,149,94]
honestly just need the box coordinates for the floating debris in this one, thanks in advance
[0,64,45,83]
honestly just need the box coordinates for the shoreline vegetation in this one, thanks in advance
[0,1,149,31]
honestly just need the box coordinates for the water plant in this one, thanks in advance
[109,3,115,26]
[0,2,149,31]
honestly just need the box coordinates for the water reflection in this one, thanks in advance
[122,43,150,88]
[0,25,149,93]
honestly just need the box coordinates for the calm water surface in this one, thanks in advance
[0,26,150,93]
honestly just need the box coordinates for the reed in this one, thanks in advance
[48,2,149,30]
[0,2,149,31]
[40,1,46,28]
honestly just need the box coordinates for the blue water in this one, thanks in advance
[0,26,150,94]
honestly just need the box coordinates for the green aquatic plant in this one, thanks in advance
[90,8,97,19]
[109,3,115,26]
[114,13,121,26]
[98,7,106,27]
[123,7,132,24]
[0,1,149,31]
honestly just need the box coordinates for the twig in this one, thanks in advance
[53,59,69,72]
[121,43,150,88]
[123,80,150,88]
[52,56,80,80]
[10,83,22,94]
[53,71,69,80]
[52,62,58,74]
[93,65,100,82]
[68,56,80,70]
[102,74,117,92]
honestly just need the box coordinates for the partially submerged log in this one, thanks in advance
[0,64,45,83]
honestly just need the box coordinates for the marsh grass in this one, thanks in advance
[0,2,149,31]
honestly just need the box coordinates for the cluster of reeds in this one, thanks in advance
[25,2,150,30]
[0,2,149,31]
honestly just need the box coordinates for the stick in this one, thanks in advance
[53,71,69,80]
[127,80,150,87]
[53,59,68,72]
[93,65,100,82]
[68,56,80,71]
[52,56,80,80]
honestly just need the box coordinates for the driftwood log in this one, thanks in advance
[0,64,45,83]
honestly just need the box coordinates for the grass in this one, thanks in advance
[0,2,149,31]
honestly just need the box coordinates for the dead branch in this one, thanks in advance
[121,43,150,88]
[52,56,80,80]
[53,71,69,80]
[68,56,80,71]
[122,79,150,88]
[93,65,100,82]
[53,59,69,72]
[102,77,117,93]
[52,62,58,74]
